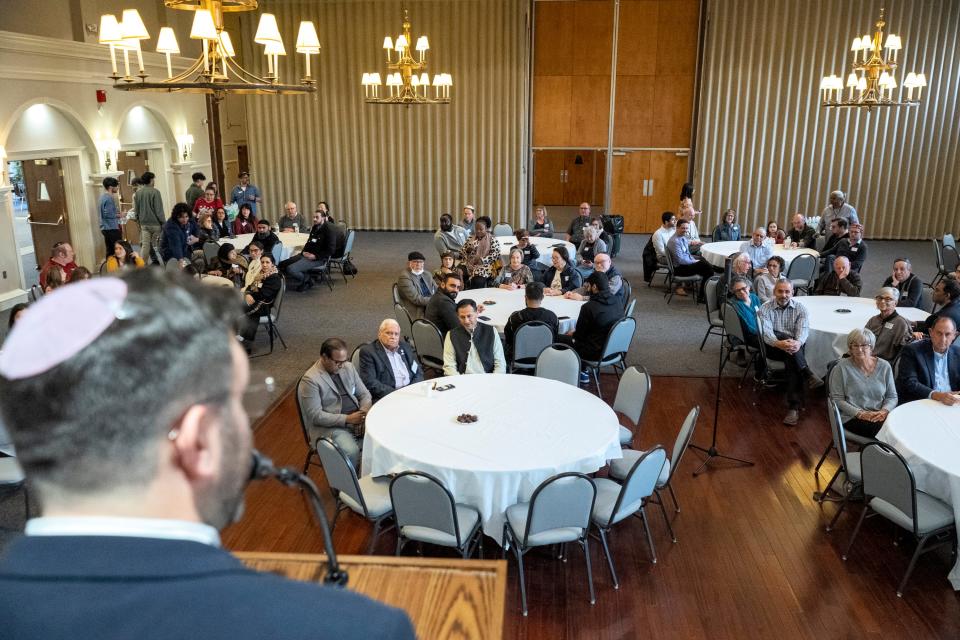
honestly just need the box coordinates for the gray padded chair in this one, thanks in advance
[592,446,667,588]
[581,316,636,399]
[944,233,957,250]
[919,284,936,313]
[942,244,960,276]
[823,400,863,532]
[492,222,514,237]
[294,375,322,474]
[813,360,874,477]
[350,343,365,370]
[202,241,220,267]
[502,472,597,616]
[930,239,946,287]
[700,276,724,350]
[534,343,581,387]
[510,321,554,373]
[752,308,787,388]
[391,282,402,305]
[619,278,632,314]
[663,249,701,304]
[389,471,482,559]
[842,442,956,597]
[624,297,637,318]
[329,229,356,283]
[612,366,651,448]
[394,302,415,345]
[411,318,444,372]
[315,436,394,554]
[786,253,818,295]
[722,302,759,386]
[256,277,287,354]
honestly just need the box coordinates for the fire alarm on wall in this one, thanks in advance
[96,90,107,103]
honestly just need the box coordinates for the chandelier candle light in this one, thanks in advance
[821,8,927,110]
[362,9,451,104]
[98,1,318,97]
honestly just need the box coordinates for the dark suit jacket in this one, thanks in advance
[424,290,459,336]
[0,535,414,640]
[895,340,960,403]
[358,339,423,401]
[814,270,862,296]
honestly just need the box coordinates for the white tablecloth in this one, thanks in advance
[700,240,819,269]
[219,232,310,261]
[361,374,622,538]
[877,400,960,589]
[497,237,576,268]
[798,296,928,378]
[199,274,236,288]
[456,287,585,334]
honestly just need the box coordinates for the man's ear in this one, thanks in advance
[170,405,220,483]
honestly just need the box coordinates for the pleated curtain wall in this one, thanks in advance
[694,0,960,239]
[236,0,530,230]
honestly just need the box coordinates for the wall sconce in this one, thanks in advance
[176,133,195,161]
[95,138,121,171]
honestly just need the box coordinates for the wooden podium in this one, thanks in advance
[237,552,507,639]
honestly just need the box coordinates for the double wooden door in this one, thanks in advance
[22,158,70,269]
[533,150,606,207]
[609,150,689,233]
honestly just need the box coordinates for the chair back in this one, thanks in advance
[343,229,356,255]
[351,343,365,370]
[294,375,314,450]
[932,238,944,271]
[271,277,286,320]
[521,472,596,545]
[624,297,637,317]
[316,436,368,513]
[919,284,935,313]
[390,471,464,545]
[859,442,919,535]
[394,302,414,343]
[619,278,632,312]
[667,407,699,483]
[599,316,636,365]
[604,447,667,526]
[785,253,817,287]
[392,282,402,305]
[815,235,827,252]
[827,398,854,473]
[664,248,677,275]
[512,321,554,370]
[722,302,746,344]
[493,223,514,236]
[612,366,651,427]
[753,308,776,363]
[535,343,581,386]
[944,233,957,250]
[942,244,960,273]
[202,241,220,266]
[411,318,444,369]
[705,276,722,324]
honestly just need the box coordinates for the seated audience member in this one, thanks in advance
[278,201,305,232]
[667,219,714,299]
[820,217,849,258]
[0,273,414,639]
[739,228,773,270]
[720,253,753,293]
[652,211,677,261]
[754,255,786,304]
[68,267,92,283]
[105,240,145,272]
[504,282,559,360]
[712,208,742,241]
[787,213,817,248]
[358,319,422,402]
[527,205,554,237]
[913,276,960,338]
[433,251,456,286]
[212,207,232,239]
[514,229,540,267]
[815,256,862,296]
[207,243,248,286]
[460,216,501,289]
[566,253,622,301]
[442,299,506,375]
[460,205,477,235]
[766,220,786,244]
[729,277,765,371]
[434,213,468,256]
[566,203,592,246]
[589,217,612,246]
[542,247,582,296]
[245,219,279,258]
[397,251,435,320]
[280,209,336,291]
[238,254,282,349]
[232,203,257,236]
[832,223,868,273]
[817,189,859,235]
[678,200,703,248]
[39,242,77,289]
[161,204,199,265]
[865,287,913,362]
[896,316,960,405]
[575,226,607,275]
[299,338,372,468]
[43,267,65,294]
[882,258,922,308]
[192,186,224,219]
[242,242,264,291]
[759,280,822,426]
[561,272,622,383]
[425,272,463,336]
[6,302,29,332]
[829,328,898,438]
[195,212,218,245]
[495,248,534,290]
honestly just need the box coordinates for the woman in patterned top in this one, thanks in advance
[460,216,501,289]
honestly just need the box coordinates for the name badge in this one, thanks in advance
[850,246,858,252]
[884,322,894,329]
[411,361,419,373]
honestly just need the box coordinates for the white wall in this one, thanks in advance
[6,104,89,153]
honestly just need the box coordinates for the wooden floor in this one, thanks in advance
[222,375,960,640]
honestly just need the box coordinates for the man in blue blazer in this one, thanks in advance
[0,271,414,640]
[358,319,423,402]
[896,316,960,405]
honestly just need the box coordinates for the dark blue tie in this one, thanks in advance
[418,276,430,297]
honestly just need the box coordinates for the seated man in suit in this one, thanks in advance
[359,319,423,402]
[442,299,506,375]
[0,272,413,640]
[299,338,373,468]
[396,251,435,320]
[896,316,960,405]
[814,255,862,296]
[425,272,463,337]
[504,282,559,361]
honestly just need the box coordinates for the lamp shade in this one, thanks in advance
[264,39,286,56]
[99,14,123,44]
[370,73,382,85]
[418,72,429,86]
[395,35,408,51]
[416,36,429,52]
[879,71,890,87]
[861,34,872,50]
[296,21,321,53]
[190,9,217,40]
[846,72,858,88]
[218,31,235,58]
[885,34,902,50]
[916,73,927,87]
[857,76,867,91]
[383,36,393,50]
[850,37,861,52]
[156,27,180,54]
[254,13,282,44]
[120,9,149,40]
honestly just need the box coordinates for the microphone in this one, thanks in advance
[248,449,349,587]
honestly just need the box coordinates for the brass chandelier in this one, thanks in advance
[361,9,452,104]
[98,1,318,97]
[820,8,927,111]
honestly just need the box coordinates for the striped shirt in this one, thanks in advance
[758,297,809,346]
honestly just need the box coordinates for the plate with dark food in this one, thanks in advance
[455,413,479,424]
[482,300,496,305]
[834,308,852,313]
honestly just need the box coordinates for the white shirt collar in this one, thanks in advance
[26,516,221,547]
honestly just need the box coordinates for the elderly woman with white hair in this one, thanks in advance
[575,224,607,276]
[864,286,914,361]
[828,327,898,438]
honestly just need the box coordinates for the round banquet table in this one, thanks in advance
[798,296,929,378]
[877,400,960,589]
[699,240,819,270]
[496,236,576,268]
[456,287,585,334]
[361,374,623,539]
[219,232,310,261]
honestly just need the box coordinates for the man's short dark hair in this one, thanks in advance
[835,218,849,230]
[102,177,119,189]
[456,299,477,312]
[320,337,347,358]
[172,202,191,219]
[676,219,689,230]
[586,271,609,292]
[191,172,206,182]
[0,270,241,495]
[525,282,545,302]
[941,274,960,301]
[661,211,675,224]
[407,251,426,262]
[443,271,461,284]
[141,171,155,184]
[257,219,271,227]
[439,213,452,225]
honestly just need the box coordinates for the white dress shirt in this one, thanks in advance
[383,345,411,388]
[26,516,221,546]
[442,330,507,375]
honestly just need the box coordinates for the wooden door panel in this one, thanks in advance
[534,1,575,76]
[22,158,69,267]
[609,152,650,233]
[533,75,573,147]
[651,74,694,148]
[648,150,689,229]
[572,1,615,76]
[655,0,700,76]
[570,75,611,148]
[613,75,655,147]
[563,151,597,206]
[117,150,148,246]
[616,1,659,76]
[594,151,606,207]
[532,151,566,206]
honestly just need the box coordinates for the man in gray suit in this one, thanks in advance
[396,251,435,320]
[358,319,423,402]
[298,338,372,468]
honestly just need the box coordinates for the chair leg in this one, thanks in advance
[329,501,343,536]
[668,484,680,513]
[639,507,657,564]
[592,367,602,400]
[825,493,850,532]
[655,491,677,543]
[842,505,871,560]
[819,467,842,502]
[367,517,383,554]
[814,441,834,475]
[396,535,406,556]
[274,325,287,349]
[699,327,711,351]
[897,534,930,597]
[597,527,619,589]
[516,547,529,616]
[581,536,596,605]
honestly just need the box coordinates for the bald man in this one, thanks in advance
[278,201,305,232]
[814,255,862,296]
[358,319,423,402]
